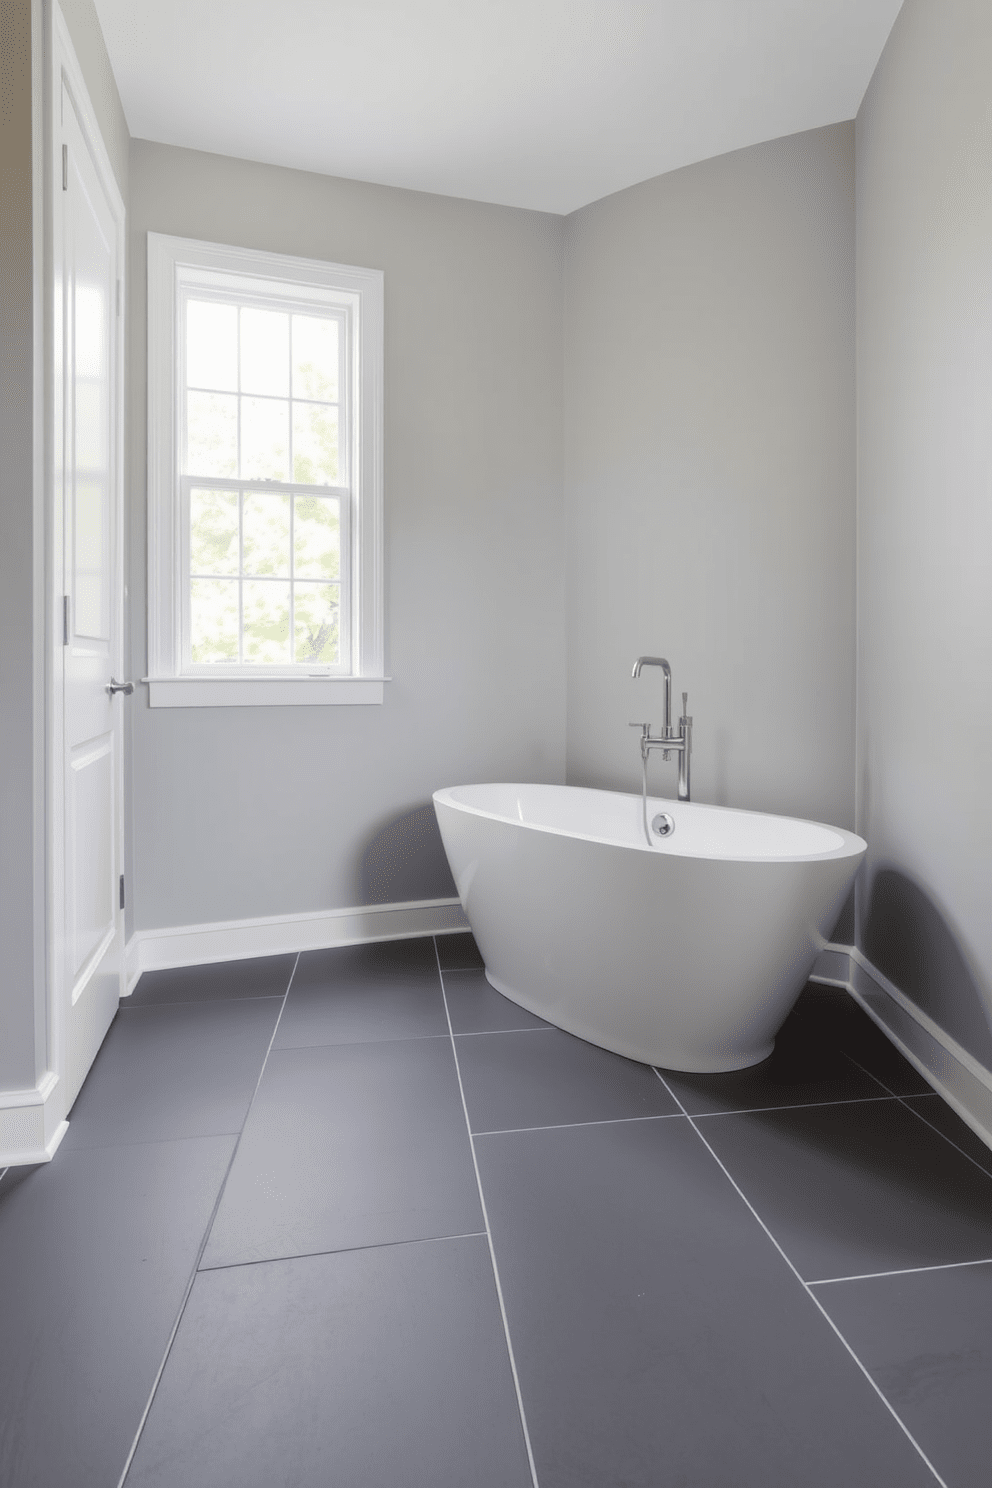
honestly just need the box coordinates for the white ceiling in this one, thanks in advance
[93,0,904,215]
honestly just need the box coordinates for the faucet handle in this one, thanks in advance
[628,721,651,736]
[681,692,688,717]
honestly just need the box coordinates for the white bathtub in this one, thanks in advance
[433,783,866,1073]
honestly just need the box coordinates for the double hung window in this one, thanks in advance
[147,234,383,705]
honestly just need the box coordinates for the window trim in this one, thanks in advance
[146,232,384,706]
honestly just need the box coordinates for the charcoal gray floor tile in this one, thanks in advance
[444,968,550,1034]
[475,1121,936,1488]
[128,954,296,1006]
[275,971,447,1048]
[662,998,887,1115]
[697,1098,992,1281]
[65,998,281,1149]
[296,937,438,983]
[436,930,485,970]
[126,1237,531,1488]
[815,1262,992,1488]
[201,1038,482,1267]
[456,1026,680,1132]
[0,1134,234,1488]
[902,1094,992,1177]
[795,987,932,1097]
[0,1164,29,1198]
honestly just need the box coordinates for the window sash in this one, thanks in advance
[179,475,352,675]
[178,287,350,493]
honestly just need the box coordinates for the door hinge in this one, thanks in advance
[119,875,125,910]
[62,594,70,645]
[62,144,68,191]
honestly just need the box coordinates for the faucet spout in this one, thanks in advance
[631,656,672,732]
[631,655,691,810]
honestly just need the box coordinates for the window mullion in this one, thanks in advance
[289,491,296,663]
[288,314,295,663]
[180,474,190,669]
[238,487,245,665]
[236,306,243,666]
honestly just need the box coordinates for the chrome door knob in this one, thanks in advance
[107,678,134,696]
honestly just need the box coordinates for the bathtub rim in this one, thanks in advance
[433,782,867,867]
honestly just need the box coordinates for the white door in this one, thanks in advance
[55,73,126,1110]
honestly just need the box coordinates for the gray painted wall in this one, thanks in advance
[855,0,992,1064]
[562,125,857,851]
[127,142,566,929]
[0,0,43,1089]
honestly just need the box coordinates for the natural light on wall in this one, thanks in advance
[146,234,383,707]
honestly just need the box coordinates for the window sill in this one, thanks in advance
[142,676,387,708]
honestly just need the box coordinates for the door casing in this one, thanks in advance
[46,0,127,1131]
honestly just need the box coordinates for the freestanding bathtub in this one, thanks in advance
[433,783,866,1073]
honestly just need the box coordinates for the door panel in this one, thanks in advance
[67,735,114,983]
[58,77,123,1098]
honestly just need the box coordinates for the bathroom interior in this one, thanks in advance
[2,0,991,1483]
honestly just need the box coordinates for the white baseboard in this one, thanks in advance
[0,1068,69,1167]
[12,922,981,1169]
[811,943,992,1152]
[0,898,468,1166]
[124,895,470,993]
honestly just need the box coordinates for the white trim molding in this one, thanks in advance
[142,675,386,708]
[124,896,470,992]
[811,943,992,1152]
[0,1072,69,1168]
[146,232,384,704]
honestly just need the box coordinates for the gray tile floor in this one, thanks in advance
[1,934,991,1485]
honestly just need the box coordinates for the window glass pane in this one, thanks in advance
[191,578,239,662]
[187,391,238,476]
[293,402,339,485]
[294,582,339,665]
[241,308,289,397]
[187,301,238,392]
[190,488,239,576]
[243,580,290,663]
[292,315,338,402]
[241,396,289,481]
[243,491,290,576]
[294,495,340,580]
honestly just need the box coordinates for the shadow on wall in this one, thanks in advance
[862,867,992,1070]
[829,884,855,946]
[358,804,457,906]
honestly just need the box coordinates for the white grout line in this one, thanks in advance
[652,1067,950,1488]
[474,1112,681,1138]
[842,1056,898,1097]
[433,938,542,1488]
[454,1026,554,1037]
[837,1048,894,1095]
[690,1092,900,1121]
[116,953,301,1488]
[809,1255,992,1287]
[845,1055,992,1181]
[196,1230,490,1273]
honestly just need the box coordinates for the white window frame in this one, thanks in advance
[146,233,384,706]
